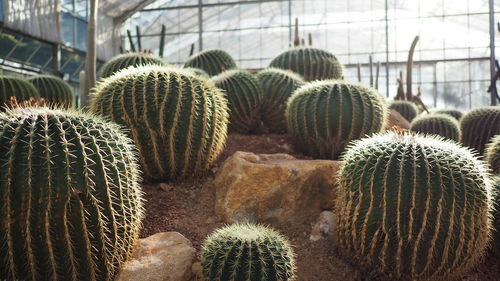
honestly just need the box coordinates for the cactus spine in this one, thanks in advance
[485,135,500,174]
[91,65,229,182]
[410,114,460,141]
[432,108,463,121]
[100,51,167,79]
[0,106,144,281]
[27,75,74,108]
[184,49,237,76]
[460,106,500,155]
[336,131,493,281]
[201,223,296,281]
[269,47,343,81]
[0,76,40,107]
[256,68,305,133]
[211,70,262,134]
[388,100,418,122]
[286,80,386,159]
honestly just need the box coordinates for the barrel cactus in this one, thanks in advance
[491,175,500,257]
[336,131,493,281]
[183,67,210,79]
[201,223,296,281]
[460,106,500,155]
[184,49,237,76]
[27,75,74,108]
[388,100,418,122]
[0,76,40,108]
[100,51,167,79]
[269,47,343,81]
[433,108,463,120]
[485,135,500,174]
[211,70,262,134]
[0,106,144,281]
[410,114,460,141]
[286,80,386,159]
[91,65,229,182]
[256,68,305,133]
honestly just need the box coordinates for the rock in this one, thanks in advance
[385,109,410,130]
[159,183,174,192]
[310,211,338,241]
[116,232,196,281]
[214,151,340,227]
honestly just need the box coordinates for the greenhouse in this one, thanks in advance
[0,0,500,281]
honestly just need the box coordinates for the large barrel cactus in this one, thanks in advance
[211,70,262,134]
[460,106,500,155]
[492,175,500,257]
[0,76,40,107]
[256,68,305,133]
[269,47,343,81]
[485,135,500,174]
[91,65,229,182]
[0,106,144,281]
[184,49,237,76]
[410,113,460,141]
[388,100,418,122]
[201,223,296,281]
[433,108,463,120]
[100,51,167,79]
[27,75,74,108]
[286,80,386,159]
[336,131,493,281]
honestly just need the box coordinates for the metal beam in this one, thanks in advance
[488,0,497,105]
[198,0,203,51]
[385,0,389,98]
[142,0,288,12]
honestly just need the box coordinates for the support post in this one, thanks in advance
[198,0,203,51]
[488,0,497,105]
[82,0,98,108]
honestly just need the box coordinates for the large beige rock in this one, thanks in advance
[385,109,410,130]
[116,232,196,281]
[214,151,340,226]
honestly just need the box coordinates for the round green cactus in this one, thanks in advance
[27,75,74,108]
[201,223,296,281]
[410,113,460,141]
[485,135,500,174]
[184,49,237,76]
[433,108,463,120]
[460,106,500,155]
[491,175,500,257]
[183,67,210,79]
[211,70,262,134]
[91,65,229,182]
[256,68,305,134]
[269,47,343,81]
[0,106,144,281]
[336,131,493,281]
[286,80,386,159]
[388,100,418,122]
[100,51,167,79]
[0,76,40,107]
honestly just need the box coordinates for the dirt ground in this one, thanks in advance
[140,134,500,281]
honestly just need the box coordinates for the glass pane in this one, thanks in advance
[76,18,87,51]
[75,0,87,19]
[61,0,74,13]
[0,0,4,22]
[61,12,75,47]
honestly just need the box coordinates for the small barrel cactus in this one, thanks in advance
[336,131,493,281]
[183,67,210,79]
[256,68,305,133]
[184,49,237,76]
[410,113,460,141]
[269,47,343,81]
[491,175,500,257]
[211,70,262,134]
[27,75,74,108]
[286,80,386,159]
[433,108,463,120]
[100,51,167,79]
[460,106,500,155]
[0,76,40,107]
[485,135,500,174]
[388,100,418,122]
[91,65,229,182]
[201,223,296,281]
[0,106,144,281]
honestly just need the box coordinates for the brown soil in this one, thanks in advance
[140,133,500,281]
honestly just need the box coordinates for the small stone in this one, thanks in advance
[310,211,338,242]
[159,183,174,192]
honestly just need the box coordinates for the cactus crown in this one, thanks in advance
[183,67,210,79]
[0,106,144,281]
[184,49,237,76]
[388,100,419,122]
[410,113,461,141]
[432,108,463,120]
[336,131,493,281]
[460,106,500,155]
[27,75,74,108]
[0,76,40,108]
[269,47,343,81]
[201,223,296,281]
[100,51,167,79]
[485,135,500,174]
